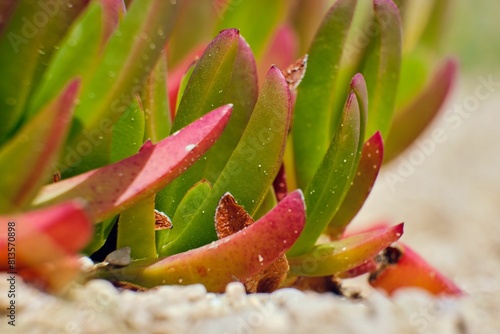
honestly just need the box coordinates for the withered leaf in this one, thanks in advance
[215,193,289,293]
[289,276,343,295]
[215,192,254,238]
[155,209,173,230]
[281,54,308,91]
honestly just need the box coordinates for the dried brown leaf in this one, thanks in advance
[215,193,289,293]
[155,210,172,230]
[281,54,308,91]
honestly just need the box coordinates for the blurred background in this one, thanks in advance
[446,0,500,76]
[354,0,500,300]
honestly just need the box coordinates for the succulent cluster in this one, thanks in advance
[0,0,461,297]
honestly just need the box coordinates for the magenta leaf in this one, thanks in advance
[31,105,233,221]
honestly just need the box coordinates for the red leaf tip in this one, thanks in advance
[218,28,240,38]
[351,73,365,87]
[393,222,404,237]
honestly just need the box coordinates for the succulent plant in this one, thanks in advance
[0,0,461,297]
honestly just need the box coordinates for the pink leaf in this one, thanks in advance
[0,201,92,270]
[32,105,233,221]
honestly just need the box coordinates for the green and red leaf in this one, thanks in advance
[161,66,291,256]
[143,55,171,143]
[292,0,358,189]
[0,0,89,143]
[327,131,384,238]
[288,86,361,257]
[98,190,306,292]
[157,29,258,217]
[31,105,233,222]
[0,80,80,213]
[28,0,125,118]
[362,0,402,140]
[64,0,181,175]
[288,223,403,276]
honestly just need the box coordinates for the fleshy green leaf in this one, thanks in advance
[167,45,206,116]
[110,97,145,163]
[0,200,92,270]
[216,0,287,60]
[327,131,384,238]
[117,195,157,260]
[97,190,305,292]
[288,89,361,257]
[157,30,241,216]
[253,186,278,220]
[384,58,457,162]
[200,35,258,181]
[143,55,171,142]
[288,223,403,276]
[162,180,212,249]
[0,0,88,143]
[157,30,258,216]
[28,1,125,116]
[63,0,180,175]
[0,80,80,213]
[161,66,292,256]
[369,243,463,296]
[292,0,358,189]
[362,0,402,140]
[171,29,239,132]
[83,216,118,256]
[174,59,197,113]
[31,105,233,222]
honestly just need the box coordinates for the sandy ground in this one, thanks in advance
[1,74,499,333]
